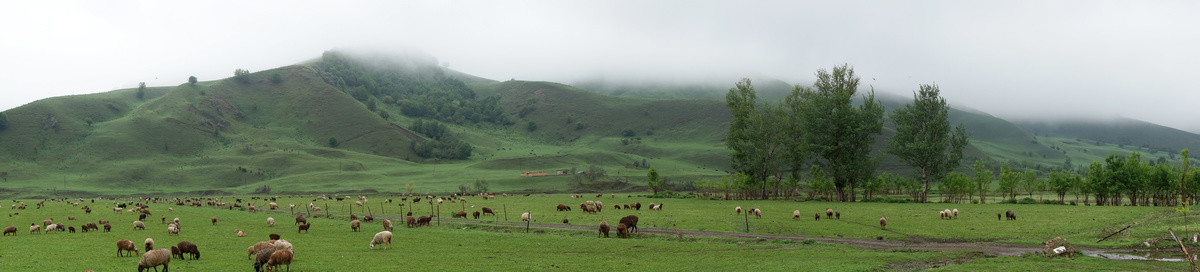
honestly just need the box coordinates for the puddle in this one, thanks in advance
[1088,250,1195,262]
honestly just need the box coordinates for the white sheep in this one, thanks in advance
[735,206,742,214]
[138,248,171,271]
[44,224,58,233]
[273,239,293,251]
[236,230,246,237]
[952,208,959,219]
[370,231,392,249]
[167,225,179,235]
[144,238,155,252]
[267,217,275,227]
[521,212,531,222]
[793,210,801,219]
[133,221,145,230]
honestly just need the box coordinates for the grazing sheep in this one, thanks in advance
[237,230,247,237]
[295,216,306,225]
[939,210,947,219]
[793,210,801,219]
[2,226,15,236]
[170,246,181,260]
[161,215,166,224]
[266,249,293,272]
[826,208,834,219]
[363,215,374,222]
[598,221,610,238]
[145,238,155,252]
[273,239,293,251]
[248,241,274,260]
[212,217,218,225]
[269,233,281,241]
[267,217,275,227]
[880,217,887,230]
[69,226,75,233]
[370,231,392,250]
[472,211,480,219]
[29,224,40,234]
[482,207,495,215]
[176,241,200,260]
[350,214,358,221]
[815,213,821,221]
[997,213,1002,220]
[521,212,531,222]
[173,218,180,225]
[43,219,53,227]
[623,204,630,209]
[1006,210,1016,220]
[44,223,58,233]
[619,215,639,233]
[254,248,276,272]
[616,223,629,238]
[298,223,311,233]
[417,216,431,227]
[754,209,762,219]
[453,210,467,218]
[614,205,621,210]
[117,239,139,257]
[406,217,417,228]
[168,225,179,235]
[350,220,361,232]
[836,211,841,220]
[632,202,642,210]
[68,216,76,220]
[133,221,145,230]
[735,206,743,214]
[137,248,171,272]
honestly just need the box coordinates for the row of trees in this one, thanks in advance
[726,64,967,202]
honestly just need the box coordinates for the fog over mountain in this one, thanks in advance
[2,1,1197,131]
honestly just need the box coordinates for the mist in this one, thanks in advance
[2,1,1198,131]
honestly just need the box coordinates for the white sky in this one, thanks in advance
[2,1,1198,131]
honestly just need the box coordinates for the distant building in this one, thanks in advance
[555,169,571,175]
[521,171,549,177]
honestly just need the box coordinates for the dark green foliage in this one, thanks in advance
[789,65,884,202]
[328,137,340,148]
[886,84,969,203]
[378,110,390,120]
[188,76,198,85]
[234,69,251,83]
[622,129,636,137]
[527,121,537,132]
[137,82,146,99]
[269,72,283,84]
[410,119,448,139]
[318,51,508,125]
[408,119,472,160]
[0,112,8,131]
[726,79,793,200]
[647,167,663,194]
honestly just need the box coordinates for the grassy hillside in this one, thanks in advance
[1017,118,1200,158]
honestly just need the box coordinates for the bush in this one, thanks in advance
[234,68,251,83]
[1017,197,1037,204]
[269,72,283,84]
[801,239,816,245]
[328,137,340,148]
[526,121,537,132]
[188,76,198,85]
[1041,200,1061,205]
[1069,201,1077,206]
[622,129,636,137]
[1000,198,1018,204]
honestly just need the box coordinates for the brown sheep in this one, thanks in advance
[614,204,621,210]
[623,204,630,209]
[350,220,361,232]
[557,204,571,211]
[825,208,834,219]
[619,215,639,233]
[171,246,182,260]
[350,214,358,221]
[266,249,293,272]
[254,248,276,272]
[3,226,14,236]
[997,213,1002,220]
[117,239,139,257]
[69,226,75,233]
[382,219,393,231]
[417,216,431,227]
[363,215,374,223]
[1006,210,1016,220]
[814,213,820,221]
[176,241,200,260]
[616,223,629,238]
[482,207,495,215]
[137,248,171,272]
[473,211,480,219]
[631,202,642,210]
[145,238,155,252]
[104,222,112,232]
[880,216,887,230]
[406,217,417,228]
[248,241,274,260]
[269,233,281,241]
[562,218,569,224]
[212,217,218,225]
[295,215,306,225]
[297,223,311,233]
[598,221,610,238]
[453,210,468,218]
[835,211,841,220]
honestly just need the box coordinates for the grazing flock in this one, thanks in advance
[2,193,1021,270]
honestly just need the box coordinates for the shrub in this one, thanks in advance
[801,239,816,245]
[328,137,340,148]
[1069,201,1077,206]
[1000,198,1018,204]
[234,69,251,83]
[526,121,537,132]
[1018,197,1037,204]
[188,76,198,85]
[269,72,283,84]
[1041,199,1061,205]
[622,129,636,137]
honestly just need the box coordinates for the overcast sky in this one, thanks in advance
[2,1,1198,131]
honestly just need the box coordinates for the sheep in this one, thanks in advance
[939,210,947,219]
[298,223,311,233]
[952,209,958,219]
[44,223,57,233]
[4,226,17,235]
[212,217,218,225]
[173,218,180,225]
[880,216,887,230]
[68,216,75,220]
[363,215,374,223]
[267,217,275,227]
[521,212,531,222]
[595,201,603,212]
[614,204,621,210]
[619,215,639,233]
[269,233,281,241]
[137,248,171,272]
[623,204,630,209]
[133,221,145,230]
[735,206,743,214]
[171,246,181,260]
[826,208,834,219]
[453,210,468,218]
[69,226,75,233]
[417,216,431,227]
[370,231,392,250]
[29,224,40,234]
[350,214,358,221]
[265,249,293,272]
[586,200,596,207]
[161,215,166,224]
[117,239,139,257]
[237,230,247,237]
[350,220,361,232]
[273,239,293,251]
[997,213,1002,220]
[176,241,200,260]
[254,248,276,272]
[406,217,417,228]
[793,210,801,219]
[598,221,610,238]
[295,215,306,225]
[168,225,179,235]
[43,219,53,227]
[1006,210,1016,220]
[631,202,642,210]
[248,241,274,260]
[616,223,629,238]
[754,209,762,219]
[482,207,495,215]
[145,238,155,252]
[472,211,480,219]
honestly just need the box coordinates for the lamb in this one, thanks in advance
[295,215,306,225]
[406,217,417,228]
[880,216,887,230]
[137,248,171,272]
[836,212,841,219]
[167,225,179,235]
[735,206,743,214]
[952,209,958,219]
[369,231,392,250]
[793,210,801,219]
[265,249,293,272]
[133,220,145,230]
[1006,210,1016,220]
[616,223,629,238]
[619,215,639,233]
[382,219,393,231]
[117,239,139,257]
[170,246,181,260]
[212,217,218,225]
[145,238,155,252]
[482,207,495,215]
[4,226,17,235]
[267,217,275,227]
[249,241,274,260]
[254,248,276,272]
[521,212,531,222]
[176,241,200,260]
[350,220,361,232]
[298,223,311,233]
[598,221,610,238]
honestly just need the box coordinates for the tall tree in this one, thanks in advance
[789,64,884,202]
[725,79,791,199]
[971,161,993,203]
[886,84,969,202]
[137,82,146,99]
[997,163,1020,199]
[646,167,663,194]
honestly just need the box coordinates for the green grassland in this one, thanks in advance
[0,195,1190,271]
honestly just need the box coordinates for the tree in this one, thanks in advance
[269,72,283,84]
[1021,171,1039,198]
[0,112,8,131]
[234,68,251,83]
[647,167,664,194]
[137,82,147,99]
[886,84,970,203]
[328,137,340,148]
[997,163,1020,199]
[1049,169,1073,203]
[405,183,416,195]
[473,179,490,194]
[188,76,198,85]
[725,79,792,199]
[971,161,993,203]
[526,121,537,132]
[789,64,883,202]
